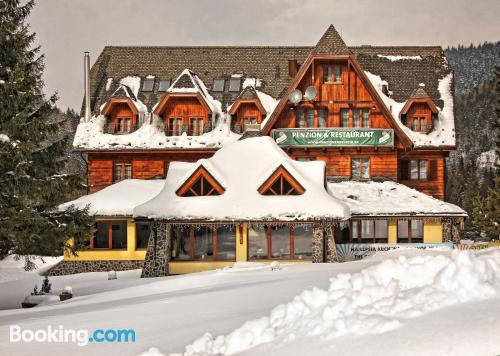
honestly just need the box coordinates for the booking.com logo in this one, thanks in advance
[10,325,136,347]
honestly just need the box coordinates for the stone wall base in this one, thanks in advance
[46,260,144,276]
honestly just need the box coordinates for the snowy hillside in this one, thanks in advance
[1,249,500,356]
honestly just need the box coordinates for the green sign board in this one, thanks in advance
[272,128,394,147]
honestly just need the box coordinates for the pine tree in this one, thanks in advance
[40,275,51,294]
[0,1,94,264]
[472,177,500,239]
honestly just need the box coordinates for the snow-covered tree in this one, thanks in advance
[0,0,94,262]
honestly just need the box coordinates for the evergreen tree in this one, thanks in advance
[0,0,94,264]
[472,177,500,239]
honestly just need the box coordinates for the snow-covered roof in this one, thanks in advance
[165,69,222,114]
[58,179,165,216]
[364,71,455,148]
[327,181,467,217]
[73,114,240,150]
[134,137,350,221]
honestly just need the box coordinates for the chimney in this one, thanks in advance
[381,84,389,96]
[288,59,298,78]
[84,52,91,122]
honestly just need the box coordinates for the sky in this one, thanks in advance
[29,0,500,111]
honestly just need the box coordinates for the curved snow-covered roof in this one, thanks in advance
[58,179,165,216]
[134,137,350,221]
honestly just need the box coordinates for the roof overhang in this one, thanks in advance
[228,98,267,116]
[153,92,213,116]
[400,97,439,116]
[100,98,139,116]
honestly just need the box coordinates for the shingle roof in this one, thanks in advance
[410,86,431,98]
[83,27,452,116]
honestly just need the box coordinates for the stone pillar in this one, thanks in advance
[141,222,171,278]
[312,224,324,263]
[443,219,461,244]
[325,223,337,262]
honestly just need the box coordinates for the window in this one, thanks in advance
[176,166,225,197]
[248,226,268,260]
[293,226,313,259]
[212,79,225,92]
[248,225,312,260]
[334,65,342,82]
[136,222,151,249]
[351,158,370,179]
[324,65,342,83]
[216,227,236,260]
[142,78,154,92]
[318,108,327,127]
[412,117,419,131]
[397,220,423,243]
[259,165,305,196]
[167,117,182,136]
[362,109,370,128]
[113,162,132,183]
[189,117,204,136]
[350,220,388,243]
[411,117,426,132]
[91,221,127,249]
[296,109,305,128]
[171,226,236,261]
[353,110,360,128]
[341,109,349,127]
[158,79,171,92]
[242,117,257,131]
[306,108,314,127]
[410,160,427,180]
[229,78,241,92]
[420,117,426,131]
[116,117,131,133]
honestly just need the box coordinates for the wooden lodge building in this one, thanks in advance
[53,25,466,276]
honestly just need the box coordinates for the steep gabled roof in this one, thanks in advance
[410,86,431,99]
[313,25,350,55]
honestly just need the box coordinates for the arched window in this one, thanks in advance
[176,166,224,197]
[258,165,305,196]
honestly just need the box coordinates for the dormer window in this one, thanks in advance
[176,166,224,197]
[324,64,342,83]
[142,77,154,92]
[229,78,241,92]
[212,79,225,92]
[258,165,305,196]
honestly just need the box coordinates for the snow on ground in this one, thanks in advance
[0,249,499,356]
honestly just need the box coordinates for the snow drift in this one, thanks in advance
[175,250,500,355]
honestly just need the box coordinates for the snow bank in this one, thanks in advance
[0,255,62,284]
[328,181,466,217]
[176,250,500,355]
[364,71,455,148]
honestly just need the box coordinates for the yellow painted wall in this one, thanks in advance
[65,218,146,261]
[423,221,443,243]
[388,220,397,244]
[236,223,248,262]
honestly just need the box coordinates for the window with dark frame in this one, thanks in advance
[410,159,427,180]
[136,222,151,249]
[142,78,155,92]
[158,79,171,92]
[353,109,360,128]
[212,79,225,92]
[91,221,127,249]
[116,117,131,133]
[323,65,342,83]
[229,78,241,92]
[340,108,349,127]
[167,117,182,136]
[362,109,370,127]
[351,158,370,179]
[170,225,236,261]
[113,162,132,183]
[350,220,388,243]
[397,220,423,243]
[248,225,312,260]
[318,108,327,127]
[189,117,204,136]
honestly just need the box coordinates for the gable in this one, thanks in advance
[258,165,305,196]
[261,54,413,148]
[176,165,225,197]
